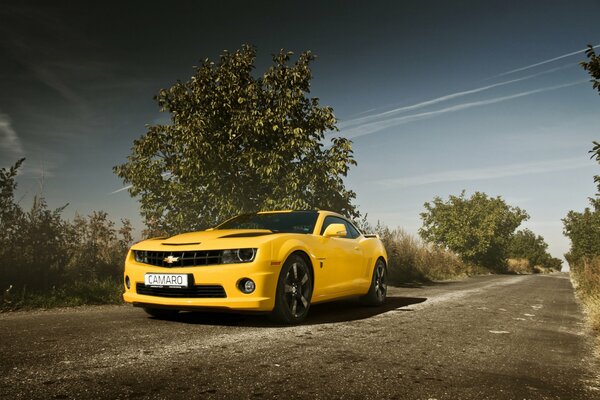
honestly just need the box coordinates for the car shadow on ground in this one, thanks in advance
[156,296,427,327]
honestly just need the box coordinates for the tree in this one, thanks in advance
[581,45,600,193]
[581,44,600,94]
[0,158,25,245]
[590,141,600,194]
[419,191,529,268]
[114,44,358,235]
[507,229,548,266]
[507,229,562,271]
[563,199,600,264]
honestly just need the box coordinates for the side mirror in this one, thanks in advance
[323,223,347,238]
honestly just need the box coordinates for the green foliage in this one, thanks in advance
[506,229,562,271]
[563,198,600,265]
[114,44,358,235]
[591,141,600,194]
[419,191,529,269]
[581,44,600,94]
[0,159,130,310]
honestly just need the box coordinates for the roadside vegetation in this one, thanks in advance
[563,44,600,352]
[357,198,560,285]
[0,159,128,311]
[356,220,483,283]
[416,191,560,274]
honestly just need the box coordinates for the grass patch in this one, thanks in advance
[1,278,123,311]
[570,257,600,355]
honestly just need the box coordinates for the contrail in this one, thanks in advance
[376,157,593,188]
[340,65,571,129]
[109,172,172,195]
[109,185,132,195]
[343,80,587,139]
[496,44,600,77]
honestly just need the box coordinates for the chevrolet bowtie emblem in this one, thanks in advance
[163,255,180,264]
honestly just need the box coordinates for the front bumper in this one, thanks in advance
[123,255,279,312]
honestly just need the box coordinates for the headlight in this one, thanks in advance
[221,248,257,264]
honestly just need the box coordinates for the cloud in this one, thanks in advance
[496,44,600,77]
[341,80,587,139]
[0,113,24,155]
[376,157,594,188]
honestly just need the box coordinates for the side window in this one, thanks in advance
[320,216,360,239]
[344,221,361,239]
[320,216,348,237]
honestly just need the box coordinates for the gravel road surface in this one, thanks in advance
[0,273,598,399]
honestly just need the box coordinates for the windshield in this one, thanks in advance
[216,211,319,234]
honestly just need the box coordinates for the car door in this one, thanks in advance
[318,216,364,295]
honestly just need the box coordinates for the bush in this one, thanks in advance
[506,258,531,274]
[0,159,131,310]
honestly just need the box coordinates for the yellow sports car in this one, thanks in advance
[123,210,388,324]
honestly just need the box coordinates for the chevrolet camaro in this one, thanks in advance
[122,210,388,324]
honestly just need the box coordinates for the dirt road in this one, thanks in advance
[0,273,598,399]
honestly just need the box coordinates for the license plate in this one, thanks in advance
[144,273,189,288]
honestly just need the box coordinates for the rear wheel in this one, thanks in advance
[271,254,313,325]
[143,307,179,319]
[361,258,387,306]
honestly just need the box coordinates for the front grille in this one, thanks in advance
[136,283,227,298]
[134,250,222,267]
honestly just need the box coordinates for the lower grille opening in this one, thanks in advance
[136,283,227,298]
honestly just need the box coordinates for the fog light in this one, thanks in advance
[125,275,131,289]
[239,278,255,294]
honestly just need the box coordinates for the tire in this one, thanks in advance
[361,258,387,306]
[143,307,180,319]
[271,253,313,325]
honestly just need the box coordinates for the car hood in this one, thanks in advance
[131,229,277,251]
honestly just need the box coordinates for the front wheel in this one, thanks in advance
[361,258,387,306]
[271,254,313,325]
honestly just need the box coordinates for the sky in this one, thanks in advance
[1,0,599,266]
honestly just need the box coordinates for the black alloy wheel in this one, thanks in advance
[272,253,313,324]
[361,258,387,306]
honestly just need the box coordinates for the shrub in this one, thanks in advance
[0,159,131,310]
[506,258,531,274]
[358,220,478,283]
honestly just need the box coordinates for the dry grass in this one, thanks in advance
[377,227,482,283]
[506,258,556,275]
[570,257,600,354]
[506,258,531,274]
